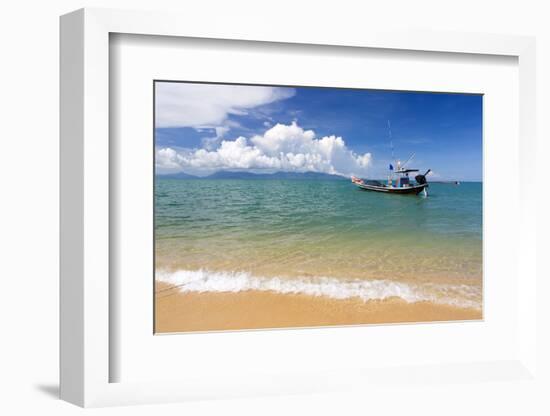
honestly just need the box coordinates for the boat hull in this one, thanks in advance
[354,182,428,195]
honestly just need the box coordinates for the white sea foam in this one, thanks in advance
[156,269,481,310]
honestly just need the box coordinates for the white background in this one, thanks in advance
[1,1,549,415]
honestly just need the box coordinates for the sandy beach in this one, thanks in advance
[155,281,481,333]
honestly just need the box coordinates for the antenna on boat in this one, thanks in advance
[387,120,394,163]
[387,120,395,186]
[401,153,415,169]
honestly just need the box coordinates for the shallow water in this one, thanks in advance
[155,178,482,309]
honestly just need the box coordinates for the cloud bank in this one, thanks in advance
[155,82,295,128]
[156,121,371,177]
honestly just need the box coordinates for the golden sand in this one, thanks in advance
[155,282,482,333]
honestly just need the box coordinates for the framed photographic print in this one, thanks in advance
[60,8,541,409]
[153,81,483,333]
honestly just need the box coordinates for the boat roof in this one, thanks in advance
[396,169,419,173]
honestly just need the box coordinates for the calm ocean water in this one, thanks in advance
[155,179,482,309]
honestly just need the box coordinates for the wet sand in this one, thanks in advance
[155,282,482,333]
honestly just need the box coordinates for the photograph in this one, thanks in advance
[153,81,483,333]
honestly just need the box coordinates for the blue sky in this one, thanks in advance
[155,82,482,181]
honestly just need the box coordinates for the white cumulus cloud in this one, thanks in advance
[155,82,295,128]
[156,121,371,177]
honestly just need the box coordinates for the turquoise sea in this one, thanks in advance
[155,178,482,309]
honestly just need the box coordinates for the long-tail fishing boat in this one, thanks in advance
[351,121,431,196]
[351,167,431,196]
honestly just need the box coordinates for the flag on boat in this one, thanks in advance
[389,163,394,170]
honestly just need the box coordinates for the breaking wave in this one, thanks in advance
[156,269,481,310]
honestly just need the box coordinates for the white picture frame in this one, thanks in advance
[60,7,539,408]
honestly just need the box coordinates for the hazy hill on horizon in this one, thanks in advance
[157,171,348,180]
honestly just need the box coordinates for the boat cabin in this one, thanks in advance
[398,176,410,187]
[393,168,418,188]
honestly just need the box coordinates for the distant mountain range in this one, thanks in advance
[157,171,198,179]
[157,171,348,181]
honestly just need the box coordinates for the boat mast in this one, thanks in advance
[388,120,394,163]
[388,120,395,186]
